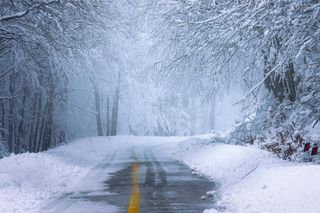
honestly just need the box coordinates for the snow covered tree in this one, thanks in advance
[0,0,119,154]
[151,0,320,159]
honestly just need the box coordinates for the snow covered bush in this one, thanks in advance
[230,61,320,160]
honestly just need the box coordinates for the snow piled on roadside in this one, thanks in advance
[0,152,83,212]
[174,136,320,213]
[0,137,126,213]
[177,142,282,186]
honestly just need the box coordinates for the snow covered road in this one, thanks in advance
[1,135,320,213]
[41,140,215,213]
[106,146,215,212]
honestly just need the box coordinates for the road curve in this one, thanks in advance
[41,144,216,213]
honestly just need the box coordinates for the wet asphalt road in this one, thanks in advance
[42,145,216,213]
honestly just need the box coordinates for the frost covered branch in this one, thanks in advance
[0,1,60,22]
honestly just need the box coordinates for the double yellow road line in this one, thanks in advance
[128,161,140,213]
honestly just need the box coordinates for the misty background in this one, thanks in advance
[1,0,319,160]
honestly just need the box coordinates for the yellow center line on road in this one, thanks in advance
[128,161,140,213]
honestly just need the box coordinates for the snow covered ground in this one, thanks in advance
[0,137,124,212]
[1,135,320,213]
[0,136,184,213]
[174,134,320,213]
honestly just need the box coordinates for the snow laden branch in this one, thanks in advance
[233,60,286,106]
[68,102,98,115]
[0,67,13,79]
[0,1,60,22]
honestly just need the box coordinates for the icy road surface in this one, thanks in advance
[41,138,216,213]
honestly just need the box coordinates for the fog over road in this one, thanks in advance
[42,142,216,213]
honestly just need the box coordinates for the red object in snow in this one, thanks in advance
[311,146,318,156]
[303,143,310,152]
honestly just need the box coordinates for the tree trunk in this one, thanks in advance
[111,87,120,136]
[8,72,15,153]
[16,80,28,153]
[190,98,196,135]
[29,93,38,152]
[200,99,206,134]
[34,96,43,153]
[106,96,111,136]
[0,100,4,140]
[38,107,47,152]
[93,83,103,136]
[42,79,55,151]
[285,62,297,102]
[209,93,216,130]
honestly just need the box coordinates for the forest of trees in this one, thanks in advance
[0,0,124,156]
[0,0,209,157]
[149,0,320,159]
[1,0,319,159]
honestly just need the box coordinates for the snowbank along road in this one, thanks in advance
[41,138,216,213]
